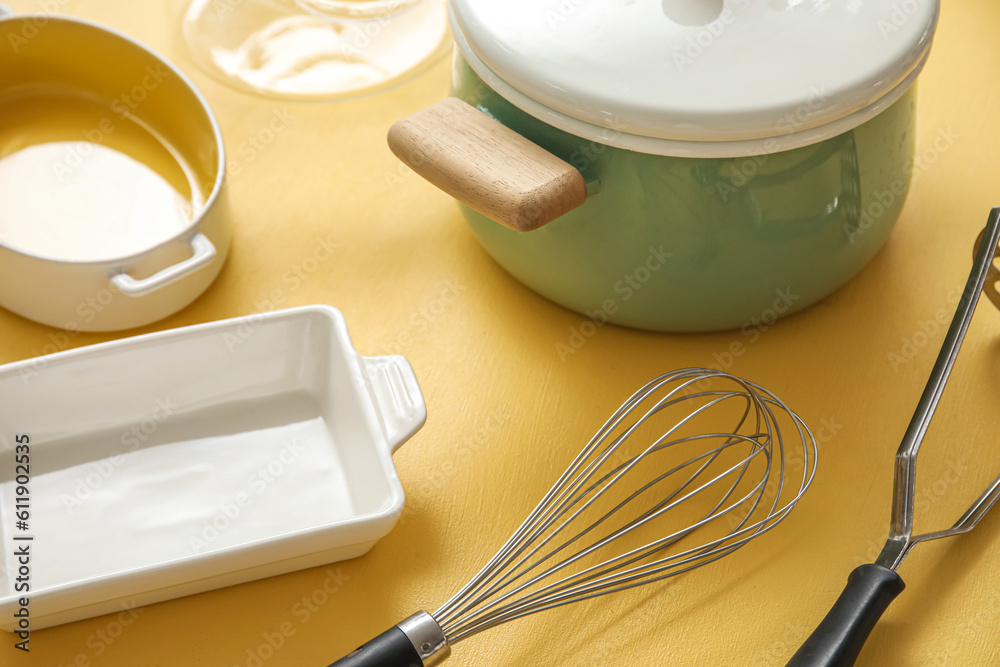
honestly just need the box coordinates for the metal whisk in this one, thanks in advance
[329,368,818,667]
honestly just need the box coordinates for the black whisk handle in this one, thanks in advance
[786,564,905,667]
[327,626,422,667]
[328,613,450,667]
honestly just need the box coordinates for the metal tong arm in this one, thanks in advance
[877,206,1000,571]
[788,209,1000,667]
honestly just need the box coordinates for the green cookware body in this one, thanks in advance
[451,55,916,332]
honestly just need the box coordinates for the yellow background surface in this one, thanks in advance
[2,1,1000,665]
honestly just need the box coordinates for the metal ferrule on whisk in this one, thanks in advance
[398,612,450,667]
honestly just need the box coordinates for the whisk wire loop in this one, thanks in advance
[434,369,817,644]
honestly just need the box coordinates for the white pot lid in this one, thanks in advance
[449,0,939,157]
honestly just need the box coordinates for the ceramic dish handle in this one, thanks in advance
[0,5,11,17]
[364,356,427,454]
[387,97,588,232]
[110,233,216,297]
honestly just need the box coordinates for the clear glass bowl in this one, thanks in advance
[181,0,450,101]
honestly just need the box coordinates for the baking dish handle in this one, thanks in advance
[388,97,589,232]
[110,233,217,297]
[0,5,12,17]
[364,356,427,455]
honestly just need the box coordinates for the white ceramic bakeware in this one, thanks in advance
[0,8,230,332]
[0,305,426,631]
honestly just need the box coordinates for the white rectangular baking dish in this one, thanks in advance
[0,305,426,631]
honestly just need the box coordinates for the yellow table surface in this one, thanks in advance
[3,1,1000,665]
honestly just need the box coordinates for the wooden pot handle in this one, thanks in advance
[387,97,588,232]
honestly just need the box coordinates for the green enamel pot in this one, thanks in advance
[388,1,933,333]
[454,58,915,333]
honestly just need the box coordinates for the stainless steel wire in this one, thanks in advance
[875,208,1000,572]
[432,368,818,644]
